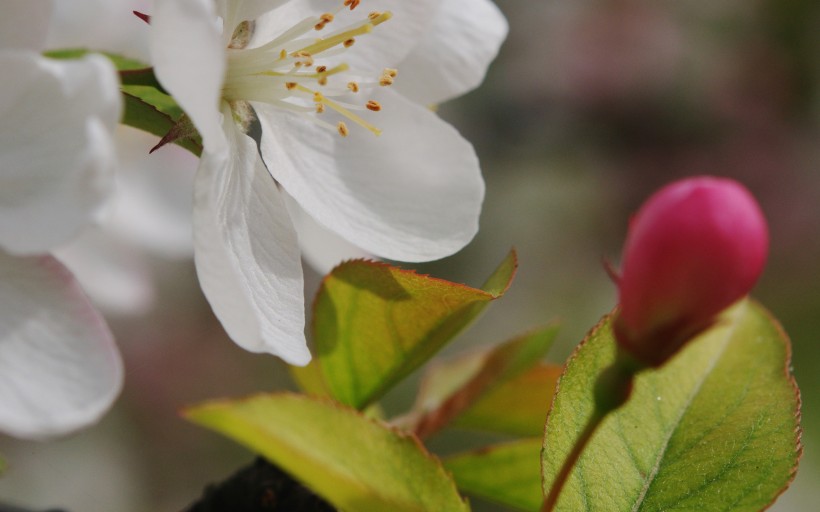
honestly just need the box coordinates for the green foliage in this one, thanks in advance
[453,363,561,436]
[292,250,518,409]
[542,300,802,511]
[402,325,559,438]
[444,438,544,512]
[185,393,469,512]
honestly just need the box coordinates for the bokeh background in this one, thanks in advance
[1,0,818,510]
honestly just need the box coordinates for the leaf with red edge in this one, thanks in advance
[186,393,469,512]
[293,250,518,409]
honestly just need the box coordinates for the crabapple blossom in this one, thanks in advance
[149,0,508,364]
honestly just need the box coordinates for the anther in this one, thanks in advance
[366,100,382,111]
[384,68,398,78]
[368,11,382,21]
[316,65,328,73]
[318,76,328,86]
[344,0,360,10]
[285,82,298,90]
[315,13,334,30]
[347,82,360,93]
[316,103,326,114]
[338,121,349,137]
[343,38,356,48]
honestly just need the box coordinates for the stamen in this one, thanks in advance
[296,21,373,55]
[315,13,334,30]
[338,121,349,137]
[316,103,326,113]
[366,100,382,111]
[347,82,360,93]
[297,84,381,135]
[343,38,356,48]
[285,82,298,90]
[344,0,361,10]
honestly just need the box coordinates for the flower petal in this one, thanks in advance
[193,107,310,365]
[0,52,119,255]
[151,0,228,152]
[0,251,123,439]
[251,0,437,71]
[0,0,53,51]
[254,87,484,262]
[394,0,508,105]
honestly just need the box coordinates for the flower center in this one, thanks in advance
[221,0,396,138]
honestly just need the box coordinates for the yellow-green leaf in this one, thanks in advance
[298,250,517,409]
[402,325,558,437]
[454,363,562,436]
[542,300,802,511]
[186,393,469,512]
[445,438,543,511]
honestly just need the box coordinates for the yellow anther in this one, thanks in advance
[316,103,325,113]
[343,38,356,48]
[279,49,287,59]
[313,92,324,102]
[379,74,394,86]
[316,65,328,73]
[366,100,382,112]
[347,81,360,93]
[344,0,360,10]
[285,82,298,90]
[338,121,349,137]
[318,76,328,86]
[315,12,334,30]
[384,68,398,78]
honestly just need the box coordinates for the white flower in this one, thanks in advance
[149,0,507,365]
[0,0,123,438]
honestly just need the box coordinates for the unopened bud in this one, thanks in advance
[613,176,768,367]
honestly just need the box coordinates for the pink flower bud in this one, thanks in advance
[613,176,769,367]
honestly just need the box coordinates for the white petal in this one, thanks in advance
[217,0,290,40]
[151,0,228,152]
[255,88,484,263]
[286,196,370,275]
[0,0,53,51]
[55,228,155,316]
[0,251,123,439]
[46,0,152,62]
[193,107,310,365]
[251,0,437,70]
[0,52,120,255]
[394,0,508,105]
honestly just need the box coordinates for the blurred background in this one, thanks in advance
[1,0,818,510]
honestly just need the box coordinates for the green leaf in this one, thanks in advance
[445,438,544,512]
[295,250,518,409]
[44,48,146,70]
[121,93,202,156]
[454,363,562,437]
[542,300,802,511]
[186,393,469,512]
[401,325,559,438]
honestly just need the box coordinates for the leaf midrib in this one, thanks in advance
[630,303,745,512]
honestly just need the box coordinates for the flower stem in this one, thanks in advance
[541,409,605,512]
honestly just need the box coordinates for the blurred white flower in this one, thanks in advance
[0,0,123,438]
[149,0,507,365]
